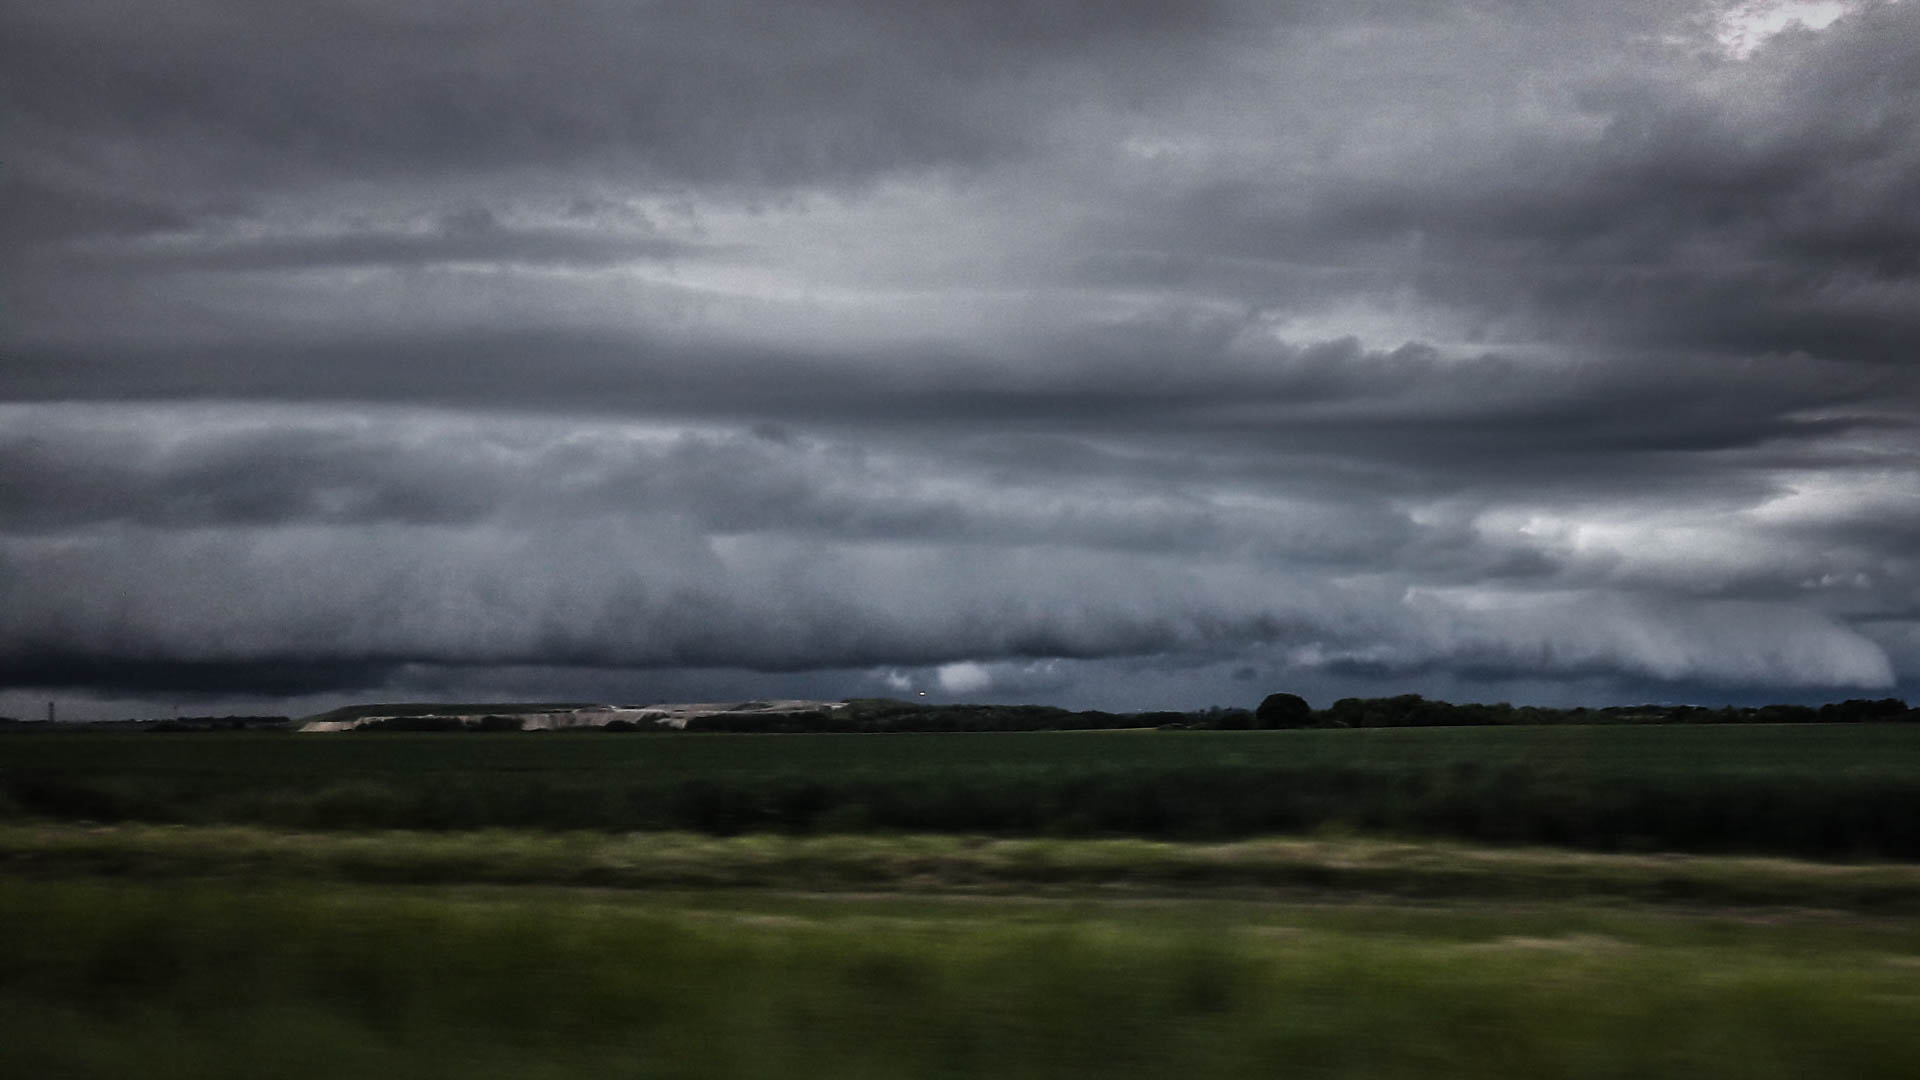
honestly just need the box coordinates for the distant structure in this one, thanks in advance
[46,701,54,724]
[297,700,850,733]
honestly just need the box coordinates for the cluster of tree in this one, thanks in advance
[144,715,292,732]
[1231,693,1918,729]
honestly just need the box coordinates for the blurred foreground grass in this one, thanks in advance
[4,870,1920,1079]
[7,824,1920,1077]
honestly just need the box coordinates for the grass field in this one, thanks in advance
[10,721,1920,1076]
[10,822,1920,912]
[8,724,1920,855]
[4,866,1919,1079]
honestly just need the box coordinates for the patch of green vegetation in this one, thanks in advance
[9,725,1920,855]
[3,874,1918,1079]
[8,823,1920,913]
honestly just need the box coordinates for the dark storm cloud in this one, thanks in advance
[3,1,1918,714]
[0,0,1219,202]
[0,403,1907,705]
[0,174,192,245]
[7,510,1886,699]
[0,653,399,697]
[3,323,1893,490]
[0,418,499,532]
[1102,1,1920,363]
[0,408,1397,562]
[0,515,1327,684]
[1015,4,1920,405]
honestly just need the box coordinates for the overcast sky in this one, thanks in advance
[4,0,1918,718]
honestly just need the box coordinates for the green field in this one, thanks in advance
[9,821,1920,912]
[10,724,1920,1076]
[7,724,1920,855]
[4,857,1920,1079]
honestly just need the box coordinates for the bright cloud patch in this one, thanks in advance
[935,663,995,696]
[1715,0,1854,57]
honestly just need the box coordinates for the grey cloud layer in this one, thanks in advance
[1,0,1216,213]
[2,1,1917,711]
[0,407,1905,702]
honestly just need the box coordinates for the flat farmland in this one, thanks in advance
[9,727,1920,1077]
[7,724,1920,855]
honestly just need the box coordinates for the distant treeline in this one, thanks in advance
[582,694,1919,734]
[358,714,556,733]
[4,696,1914,735]
[345,703,1153,734]
[0,715,290,732]
[1244,694,1919,730]
[666,701,1178,734]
